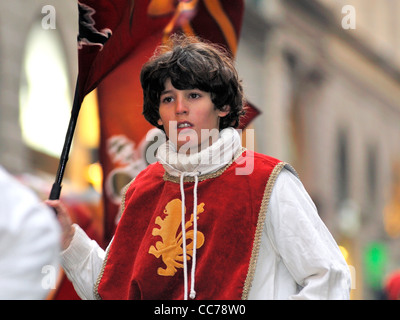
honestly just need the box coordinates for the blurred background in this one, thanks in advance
[0,0,399,299]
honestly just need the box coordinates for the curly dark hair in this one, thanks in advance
[140,35,246,131]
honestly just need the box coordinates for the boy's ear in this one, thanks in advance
[218,105,230,118]
[157,118,163,126]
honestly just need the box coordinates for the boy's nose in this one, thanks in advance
[175,96,188,115]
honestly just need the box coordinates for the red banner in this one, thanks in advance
[76,0,259,244]
[77,0,170,102]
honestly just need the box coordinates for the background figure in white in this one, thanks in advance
[0,165,60,299]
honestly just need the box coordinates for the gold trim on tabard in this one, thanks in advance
[93,179,134,300]
[241,162,288,300]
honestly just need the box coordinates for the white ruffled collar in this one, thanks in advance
[156,127,241,177]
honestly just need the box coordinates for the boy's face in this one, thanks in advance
[158,78,229,153]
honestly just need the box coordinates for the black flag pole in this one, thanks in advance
[49,78,81,201]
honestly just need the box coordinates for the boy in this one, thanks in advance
[49,35,351,300]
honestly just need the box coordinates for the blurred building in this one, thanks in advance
[0,0,101,195]
[236,0,400,299]
[0,0,400,299]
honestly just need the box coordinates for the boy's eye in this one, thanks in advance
[161,96,173,103]
[189,92,201,99]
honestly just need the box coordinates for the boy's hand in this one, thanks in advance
[45,200,75,250]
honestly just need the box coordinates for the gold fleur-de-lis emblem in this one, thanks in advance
[148,198,205,276]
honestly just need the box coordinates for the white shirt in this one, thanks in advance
[0,166,61,299]
[61,129,351,299]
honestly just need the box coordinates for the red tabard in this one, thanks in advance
[96,150,284,300]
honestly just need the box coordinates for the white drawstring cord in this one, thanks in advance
[179,173,188,300]
[189,173,199,299]
[179,172,200,300]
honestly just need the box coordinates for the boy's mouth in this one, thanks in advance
[177,121,193,130]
